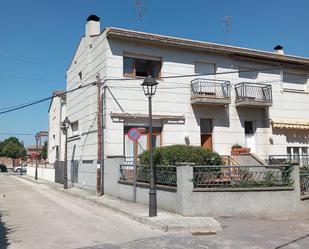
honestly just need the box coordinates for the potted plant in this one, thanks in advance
[231,143,251,155]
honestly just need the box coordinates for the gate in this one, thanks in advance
[54,161,64,184]
[71,160,79,183]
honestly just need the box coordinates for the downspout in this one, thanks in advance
[100,84,106,196]
[59,98,63,161]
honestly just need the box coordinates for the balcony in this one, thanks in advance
[235,82,272,107]
[191,79,231,106]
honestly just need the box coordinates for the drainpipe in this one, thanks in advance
[96,74,102,196]
[100,84,106,196]
[280,64,283,93]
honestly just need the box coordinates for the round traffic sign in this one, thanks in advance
[128,128,142,142]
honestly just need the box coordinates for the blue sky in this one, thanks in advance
[0,0,309,146]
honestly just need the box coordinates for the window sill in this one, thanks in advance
[283,89,308,94]
[123,75,163,81]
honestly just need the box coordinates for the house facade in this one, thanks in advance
[48,90,66,165]
[66,15,309,190]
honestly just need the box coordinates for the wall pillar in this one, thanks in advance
[176,164,194,215]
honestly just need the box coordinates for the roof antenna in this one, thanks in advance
[222,16,232,45]
[135,0,144,24]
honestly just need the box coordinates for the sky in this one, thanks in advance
[0,0,309,146]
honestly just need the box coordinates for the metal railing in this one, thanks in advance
[120,164,177,187]
[300,173,309,196]
[269,155,309,167]
[193,165,293,189]
[235,82,272,103]
[191,79,231,99]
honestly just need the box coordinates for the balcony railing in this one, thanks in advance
[191,79,231,105]
[235,82,272,107]
[269,155,309,167]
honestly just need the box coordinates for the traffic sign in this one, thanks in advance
[128,127,141,142]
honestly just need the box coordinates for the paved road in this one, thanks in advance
[1,174,309,249]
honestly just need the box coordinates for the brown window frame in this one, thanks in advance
[123,56,162,79]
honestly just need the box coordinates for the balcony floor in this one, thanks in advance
[235,99,272,108]
[191,96,231,105]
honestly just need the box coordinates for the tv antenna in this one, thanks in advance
[222,16,232,44]
[135,0,145,24]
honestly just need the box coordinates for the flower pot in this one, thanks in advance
[231,147,251,155]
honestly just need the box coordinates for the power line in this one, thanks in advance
[0,133,35,136]
[0,52,65,71]
[0,64,308,115]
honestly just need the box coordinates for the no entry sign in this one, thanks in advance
[128,128,142,142]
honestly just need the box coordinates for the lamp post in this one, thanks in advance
[35,133,39,180]
[62,117,70,190]
[141,75,159,217]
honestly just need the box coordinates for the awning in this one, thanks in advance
[271,119,309,129]
[110,112,185,120]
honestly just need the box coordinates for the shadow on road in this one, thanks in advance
[0,214,10,249]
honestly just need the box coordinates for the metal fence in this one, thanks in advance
[120,164,177,187]
[191,79,231,99]
[300,173,309,196]
[235,82,272,103]
[193,165,294,189]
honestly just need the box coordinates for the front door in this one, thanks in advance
[200,118,213,150]
[244,121,255,153]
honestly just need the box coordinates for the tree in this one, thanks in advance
[39,141,48,160]
[1,137,26,166]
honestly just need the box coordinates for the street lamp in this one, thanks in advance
[61,117,71,190]
[141,75,159,217]
[35,133,40,180]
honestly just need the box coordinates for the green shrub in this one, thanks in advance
[139,144,222,166]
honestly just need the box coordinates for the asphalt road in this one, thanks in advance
[1,173,309,249]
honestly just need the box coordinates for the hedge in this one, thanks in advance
[139,144,222,166]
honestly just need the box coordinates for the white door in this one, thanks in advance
[244,121,256,153]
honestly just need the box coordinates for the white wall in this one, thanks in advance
[27,166,55,182]
[48,96,66,164]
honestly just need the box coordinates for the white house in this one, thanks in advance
[66,15,309,191]
[48,90,66,165]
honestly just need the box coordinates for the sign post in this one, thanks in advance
[127,128,142,202]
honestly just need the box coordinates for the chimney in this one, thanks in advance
[274,45,284,55]
[85,15,101,37]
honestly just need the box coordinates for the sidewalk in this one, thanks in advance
[20,175,221,233]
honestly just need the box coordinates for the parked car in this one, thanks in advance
[14,165,27,173]
[0,164,8,172]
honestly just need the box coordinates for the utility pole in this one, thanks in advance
[35,133,39,180]
[96,73,103,196]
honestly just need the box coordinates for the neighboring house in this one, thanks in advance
[66,15,309,190]
[27,145,41,163]
[48,90,66,165]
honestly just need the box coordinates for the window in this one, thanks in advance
[123,56,161,78]
[244,121,254,135]
[71,121,79,136]
[200,119,213,134]
[124,126,161,160]
[238,67,258,80]
[195,62,216,79]
[283,72,308,92]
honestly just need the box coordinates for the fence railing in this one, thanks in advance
[119,164,177,187]
[191,79,231,99]
[300,173,309,196]
[269,155,309,167]
[193,165,293,189]
[235,82,272,103]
